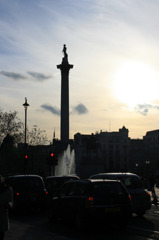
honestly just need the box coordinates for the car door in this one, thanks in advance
[54,182,73,219]
[59,182,81,219]
[57,181,87,220]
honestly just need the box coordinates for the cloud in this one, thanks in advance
[72,103,88,115]
[135,103,159,116]
[0,71,26,80]
[27,71,52,81]
[0,70,52,82]
[41,103,88,116]
[41,104,60,116]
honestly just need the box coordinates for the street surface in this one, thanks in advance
[5,188,159,240]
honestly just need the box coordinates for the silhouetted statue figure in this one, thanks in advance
[62,44,68,61]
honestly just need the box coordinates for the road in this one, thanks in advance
[4,201,159,240]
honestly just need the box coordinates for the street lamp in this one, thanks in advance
[23,97,29,147]
[135,163,139,174]
[145,160,150,165]
[145,160,150,175]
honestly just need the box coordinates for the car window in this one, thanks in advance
[7,177,44,189]
[120,176,143,189]
[92,182,126,196]
[59,182,72,196]
[91,174,143,189]
[68,182,89,196]
[46,179,61,191]
[45,177,78,192]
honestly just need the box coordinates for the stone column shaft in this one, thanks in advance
[57,60,73,143]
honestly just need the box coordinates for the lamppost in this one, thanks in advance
[23,97,29,147]
[23,98,29,174]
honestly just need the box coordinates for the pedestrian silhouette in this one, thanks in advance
[149,175,155,192]
[0,175,13,240]
[152,189,158,206]
[149,175,158,205]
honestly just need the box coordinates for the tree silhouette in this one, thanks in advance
[28,125,48,145]
[0,108,23,145]
[0,108,49,146]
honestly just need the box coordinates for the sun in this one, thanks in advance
[112,61,159,107]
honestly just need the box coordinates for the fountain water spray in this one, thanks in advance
[55,145,75,176]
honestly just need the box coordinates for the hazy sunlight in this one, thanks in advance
[112,61,159,107]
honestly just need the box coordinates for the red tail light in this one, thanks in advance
[88,197,93,202]
[85,197,94,207]
[128,195,131,201]
[147,192,150,196]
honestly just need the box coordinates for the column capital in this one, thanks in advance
[57,62,73,71]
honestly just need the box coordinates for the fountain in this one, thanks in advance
[55,144,75,176]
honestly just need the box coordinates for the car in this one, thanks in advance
[48,179,132,229]
[5,174,48,210]
[44,175,80,197]
[89,172,151,216]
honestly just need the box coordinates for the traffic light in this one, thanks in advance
[49,152,58,165]
[49,152,55,164]
[25,154,28,159]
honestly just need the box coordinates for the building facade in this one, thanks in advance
[74,126,130,178]
[143,130,159,175]
[74,127,159,179]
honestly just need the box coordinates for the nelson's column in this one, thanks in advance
[57,45,73,144]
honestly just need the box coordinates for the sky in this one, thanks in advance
[1,0,159,143]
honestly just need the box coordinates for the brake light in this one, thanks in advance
[85,197,94,207]
[88,197,93,202]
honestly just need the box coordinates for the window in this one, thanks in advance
[120,176,143,189]
[92,182,125,196]
[59,182,72,196]
[69,182,88,196]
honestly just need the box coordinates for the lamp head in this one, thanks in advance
[23,97,29,109]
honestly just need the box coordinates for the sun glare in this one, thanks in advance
[112,61,159,107]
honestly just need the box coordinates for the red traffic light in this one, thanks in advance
[50,153,54,157]
[25,155,28,159]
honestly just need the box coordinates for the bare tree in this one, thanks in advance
[0,108,24,145]
[28,125,49,145]
[0,108,49,146]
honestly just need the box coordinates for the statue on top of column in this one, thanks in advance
[62,44,68,60]
[57,44,73,68]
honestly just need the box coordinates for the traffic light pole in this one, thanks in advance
[50,165,55,176]
[49,152,56,176]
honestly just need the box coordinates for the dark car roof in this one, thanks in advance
[63,179,121,184]
[7,174,43,179]
[45,175,79,180]
[6,174,46,190]
[89,172,139,178]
